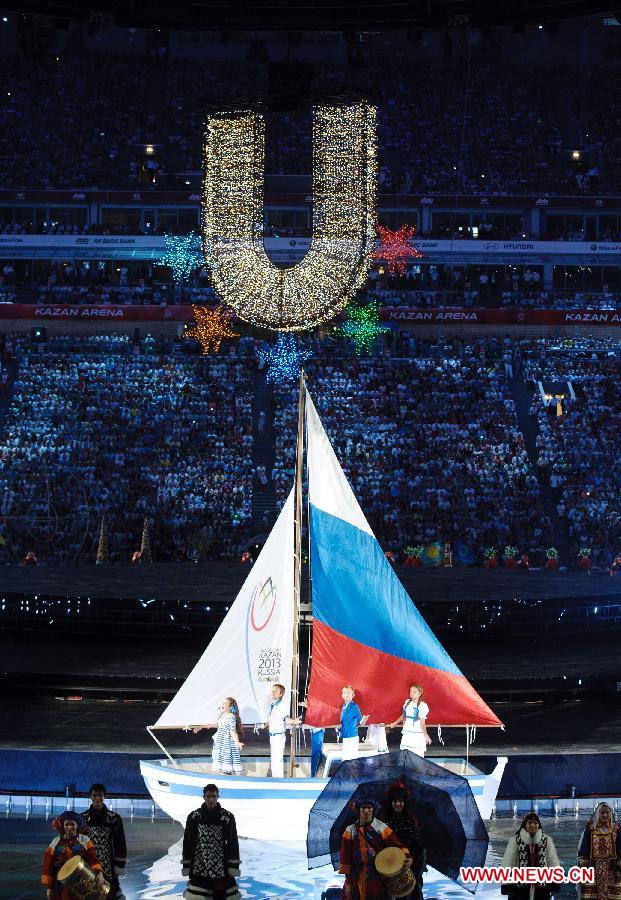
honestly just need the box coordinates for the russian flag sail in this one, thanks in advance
[304,389,501,729]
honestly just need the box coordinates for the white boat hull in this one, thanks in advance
[140,755,507,841]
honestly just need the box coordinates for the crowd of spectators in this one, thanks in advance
[0,56,149,190]
[367,263,621,310]
[562,66,621,195]
[1,256,620,313]
[272,347,552,562]
[0,335,254,563]
[0,334,621,566]
[0,53,620,195]
[524,341,621,568]
[370,285,621,312]
[0,324,619,570]
[0,260,219,307]
[378,64,571,196]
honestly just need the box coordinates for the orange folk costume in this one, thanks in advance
[339,816,411,900]
[41,812,102,899]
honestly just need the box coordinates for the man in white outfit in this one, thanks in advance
[265,683,299,778]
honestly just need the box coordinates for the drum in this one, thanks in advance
[57,855,110,899]
[375,846,416,898]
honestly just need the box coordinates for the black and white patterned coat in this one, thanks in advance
[182,803,241,900]
[82,804,127,898]
[501,827,561,900]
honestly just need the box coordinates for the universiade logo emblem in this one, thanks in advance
[250,576,277,632]
[246,576,283,691]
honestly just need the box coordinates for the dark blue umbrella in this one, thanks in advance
[307,750,488,891]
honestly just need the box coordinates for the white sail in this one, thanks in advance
[153,489,295,729]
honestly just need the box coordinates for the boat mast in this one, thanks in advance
[288,369,305,777]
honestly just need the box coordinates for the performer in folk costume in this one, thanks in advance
[339,686,369,761]
[339,797,412,900]
[389,684,431,757]
[195,697,243,775]
[577,803,621,900]
[82,783,127,899]
[500,812,561,900]
[380,783,426,900]
[41,811,104,900]
[182,784,241,900]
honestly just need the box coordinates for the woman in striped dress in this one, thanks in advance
[212,697,244,775]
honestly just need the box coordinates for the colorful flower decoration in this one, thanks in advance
[337,300,389,355]
[484,547,497,559]
[373,224,424,276]
[263,334,312,384]
[185,305,239,355]
[579,547,591,558]
[546,547,559,559]
[405,546,424,558]
[157,232,203,284]
[504,546,518,559]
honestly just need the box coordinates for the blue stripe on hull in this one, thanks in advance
[140,762,484,798]
[145,777,483,800]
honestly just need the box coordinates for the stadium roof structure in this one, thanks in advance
[4,0,620,31]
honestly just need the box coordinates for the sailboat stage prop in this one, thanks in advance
[140,377,506,841]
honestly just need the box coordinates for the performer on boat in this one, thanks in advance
[265,682,301,778]
[577,802,621,900]
[41,811,104,900]
[82,783,127,899]
[300,697,325,777]
[204,697,244,776]
[389,685,431,757]
[339,797,412,899]
[339,686,369,761]
[380,783,426,900]
[182,784,241,900]
[500,812,561,900]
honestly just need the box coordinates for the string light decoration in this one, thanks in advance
[373,224,424,276]
[185,305,239,355]
[262,335,312,383]
[158,232,203,284]
[336,300,389,355]
[202,102,377,331]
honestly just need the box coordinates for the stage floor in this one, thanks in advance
[0,813,592,899]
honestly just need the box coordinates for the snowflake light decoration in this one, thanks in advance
[185,305,239,355]
[157,232,204,284]
[262,335,312,384]
[337,301,389,355]
[373,224,424,276]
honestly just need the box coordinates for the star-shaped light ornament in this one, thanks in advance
[157,232,204,284]
[185,305,239,355]
[263,335,312,384]
[373,224,424,276]
[337,301,389,355]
